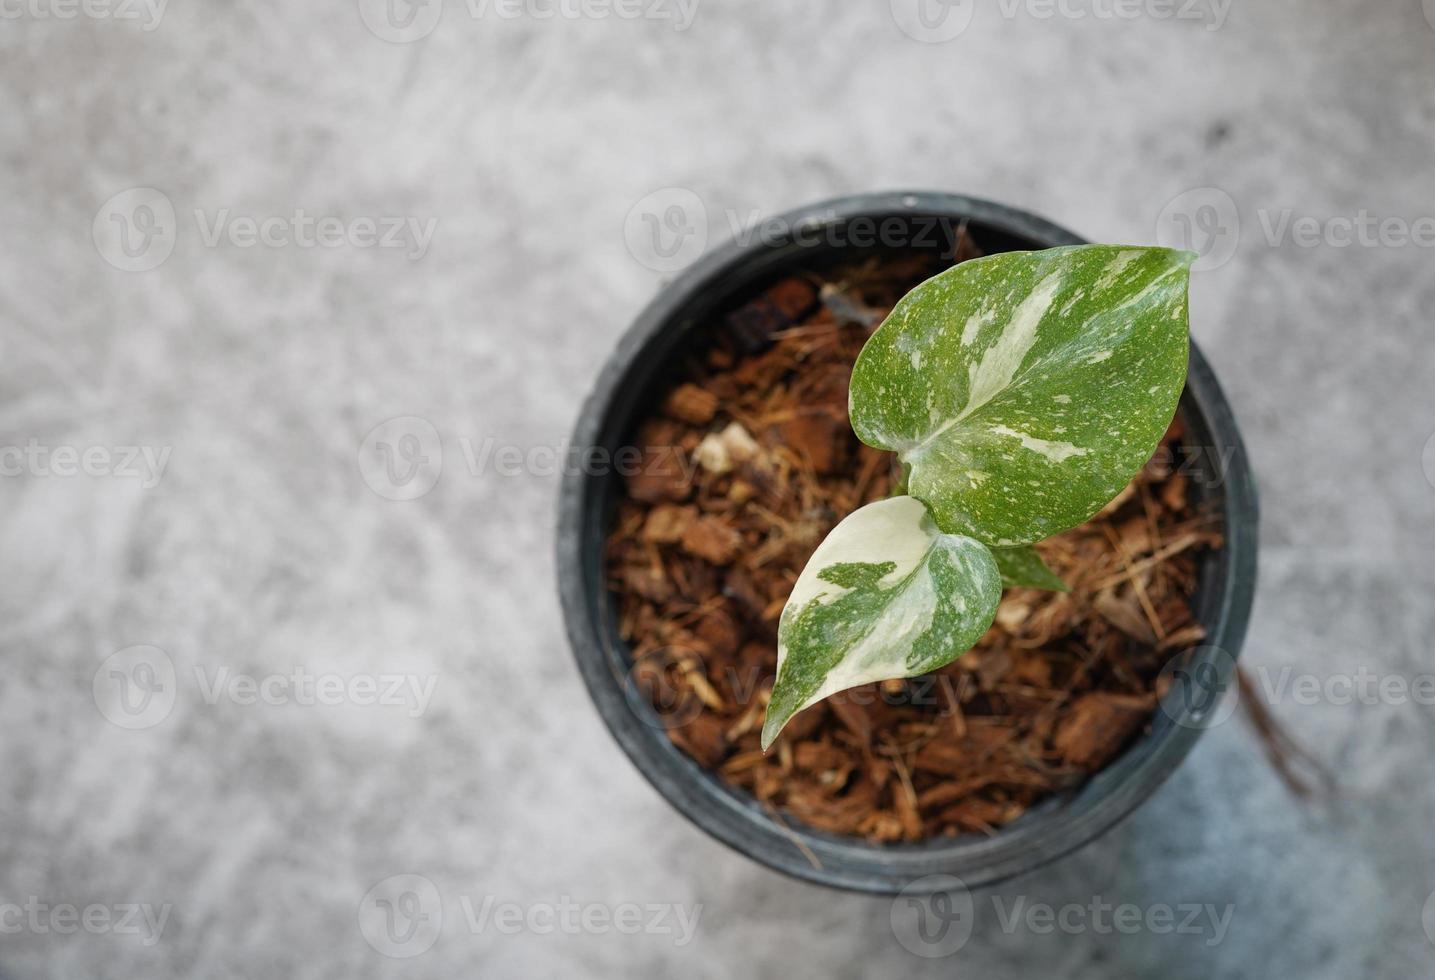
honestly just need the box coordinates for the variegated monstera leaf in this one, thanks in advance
[762,496,1001,749]
[851,245,1194,546]
[762,245,1193,748]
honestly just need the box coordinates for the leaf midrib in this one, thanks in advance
[901,261,1183,463]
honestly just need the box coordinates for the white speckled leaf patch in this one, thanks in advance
[762,496,1000,749]
[850,246,1194,546]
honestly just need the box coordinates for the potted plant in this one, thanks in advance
[558,192,1257,894]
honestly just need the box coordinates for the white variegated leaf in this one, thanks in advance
[849,245,1194,546]
[761,496,1000,749]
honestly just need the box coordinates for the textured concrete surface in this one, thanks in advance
[2,0,1435,977]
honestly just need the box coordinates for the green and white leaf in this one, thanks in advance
[849,245,1193,546]
[761,495,1000,749]
[991,545,1069,592]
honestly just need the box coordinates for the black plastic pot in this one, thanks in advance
[558,191,1258,894]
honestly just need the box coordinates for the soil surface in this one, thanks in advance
[605,243,1223,843]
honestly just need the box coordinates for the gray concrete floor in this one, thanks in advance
[2,0,1434,976]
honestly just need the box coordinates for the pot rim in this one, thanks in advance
[557,190,1259,894]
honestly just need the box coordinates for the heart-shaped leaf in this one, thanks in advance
[849,245,1193,546]
[992,545,1069,592]
[761,495,1001,749]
